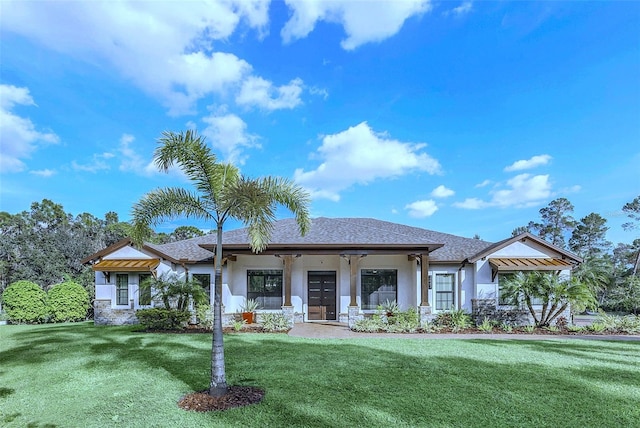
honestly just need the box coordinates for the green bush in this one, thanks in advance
[47,280,90,322]
[434,309,471,332]
[136,308,190,330]
[260,313,291,332]
[352,317,384,333]
[1,280,48,324]
[195,304,214,330]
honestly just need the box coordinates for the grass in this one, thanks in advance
[1,323,639,427]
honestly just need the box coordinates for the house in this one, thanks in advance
[81,217,581,326]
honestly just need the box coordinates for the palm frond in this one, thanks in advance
[130,187,214,246]
[153,130,223,203]
[258,176,311,235]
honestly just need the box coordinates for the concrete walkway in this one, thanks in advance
[287,322,640,341]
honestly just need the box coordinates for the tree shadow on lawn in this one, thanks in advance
[4,325,639,427]
[466,338,640,368]
[202,335,640,427]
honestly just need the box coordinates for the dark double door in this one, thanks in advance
[307,272,337,321]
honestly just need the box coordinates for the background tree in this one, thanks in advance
[621,195,640,276]
[512,222,535,237]
[530,198,576,248]
[569,212,611,258]
[131,130,310,397]
[170,225,205,242]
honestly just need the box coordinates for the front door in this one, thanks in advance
[307,271,336,321]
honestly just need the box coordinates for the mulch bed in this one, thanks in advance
[178,386,265,412]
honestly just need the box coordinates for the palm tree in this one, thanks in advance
[501,271,597,327]
[131,130,310,397]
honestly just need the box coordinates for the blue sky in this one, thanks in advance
[1,1,638,245]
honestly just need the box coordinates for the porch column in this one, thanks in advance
[348,255,363,328]
[420,253,430,306]
[419,253,432,325]
[349,255,358,307]
[282,255,293,307]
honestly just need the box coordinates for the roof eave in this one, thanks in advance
[467,232,582,264]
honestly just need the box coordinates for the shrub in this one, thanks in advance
[232,319,246,331]
[47,280,90,322]
[501,322,513,333]
[523,325,535,333]
[352,317,384,333]
[478,317,494,333]
[555,316,568,329]
[136,308,190,330]
[378,299,399,316]
[196,304,214,330]
[260,313,291,332]
[1,280,47,324]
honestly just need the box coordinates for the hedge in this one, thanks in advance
[136,308,190,330]
[1,280,48,324]
[47,280,90,322]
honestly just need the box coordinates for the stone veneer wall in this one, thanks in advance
[94,299,138,326]
[471,298,530,326]
[471,298,573,326]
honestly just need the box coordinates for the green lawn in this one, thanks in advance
[1,323,639,427]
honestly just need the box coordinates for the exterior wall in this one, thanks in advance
[473,240,575,324]
[92,245,178,325]
[475,240,571,301]
[222,253,417,321]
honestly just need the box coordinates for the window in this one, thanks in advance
[361,269,397,310]
[193,274,211,304]
[116,274,128,306]
[247,270,282,309]
[435,273,455,311]
[498,272,543,306]
[138,274,152,306]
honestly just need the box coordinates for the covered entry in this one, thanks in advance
[307,271,336,321]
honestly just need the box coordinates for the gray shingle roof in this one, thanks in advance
[149,217,494,263]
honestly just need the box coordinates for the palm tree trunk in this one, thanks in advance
[525,296,539,326]
[209,224,228,397]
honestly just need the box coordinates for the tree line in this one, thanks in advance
[1,195,639,312]
[511,196,640,313]
[0,199,206,294]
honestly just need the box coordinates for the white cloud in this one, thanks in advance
[504,154,552,172]
[117,134,156,174]
[405,199,438,218]
[454,174,552,209]
[453,198,488,210]
[71,152,114,173]
[1,1,287,116]
[444,2,473,16]
[0,84,59,173]
[491,174,551,207]
[309,86,329,100]
[431,185,454,198]
[29,169,57,177]
[282,0,431,50]
[236,77,304,111]
[294,121,441,201]
[475,179,492,188]
[202,108,260,164]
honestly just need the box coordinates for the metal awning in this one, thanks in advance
[92,258,160,272]
[488,257,574,281]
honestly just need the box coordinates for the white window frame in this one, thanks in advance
[431,271,457,312]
